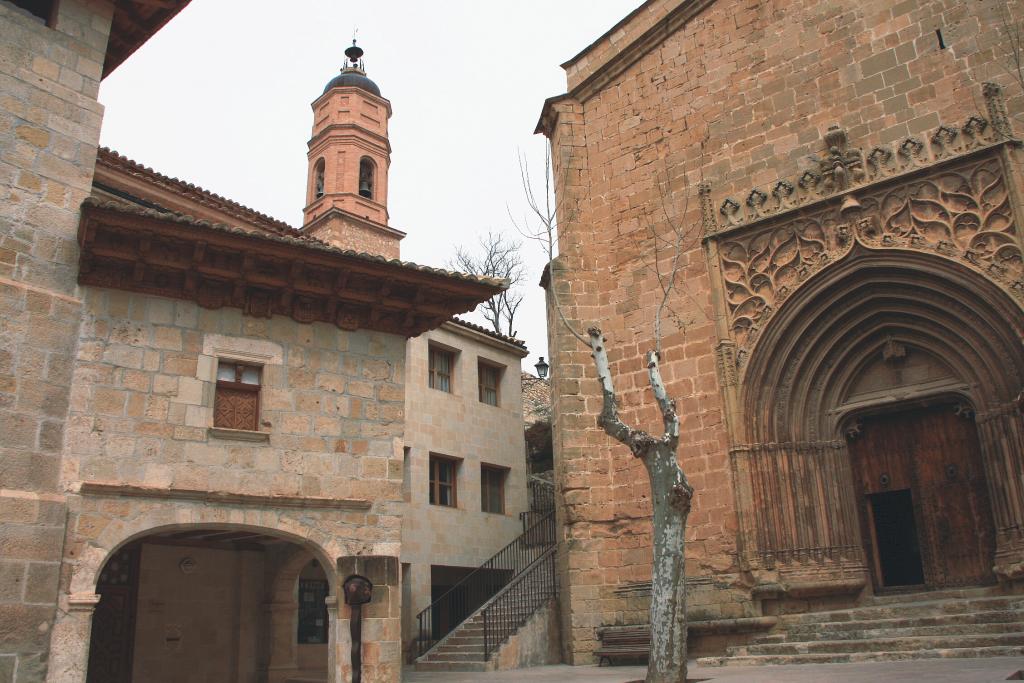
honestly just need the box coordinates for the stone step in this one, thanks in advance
[730,631,1024,657]
[420,650,486,662]
[780,595,1024,625]
[773,619,1024,643]
[858,586,1004,606]
[697,644,1024,667]
[779,608,1024,638]
[413,660,487,672]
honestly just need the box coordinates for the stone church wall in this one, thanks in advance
[544,0,1024,664]
[0,2,111,680]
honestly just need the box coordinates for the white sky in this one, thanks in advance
[98,0,639,372]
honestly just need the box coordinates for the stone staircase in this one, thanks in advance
[415,548,557,672]
[697,586,1024,667]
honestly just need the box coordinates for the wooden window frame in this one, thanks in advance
[477,359,503,407]
[214,361,262,431]
[428,454,460,508]
[480,464,508,515]
[428,345,455,393]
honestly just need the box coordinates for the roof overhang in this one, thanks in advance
[104,1,193,78]
[77,198,505,338]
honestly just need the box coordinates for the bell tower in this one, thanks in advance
[302,41,404,258]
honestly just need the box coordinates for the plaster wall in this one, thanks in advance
[130,544,264,683]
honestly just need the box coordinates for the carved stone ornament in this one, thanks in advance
[705,98,1021,370]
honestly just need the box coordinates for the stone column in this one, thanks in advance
[44,593,100,683]
[264,601,297,679]
[977,403,1024,580]
[337,556,399,683]
[733,442,868,594]
[325,595,338,682]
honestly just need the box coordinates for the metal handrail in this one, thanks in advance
[482,545,557,660]
[415,509,556,658]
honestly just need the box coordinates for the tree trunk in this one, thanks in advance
[644,442,690,683]
[587,327,692,683]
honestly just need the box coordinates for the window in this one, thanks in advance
[429,455,458,507]
[428,346,453,393]
[214,361,261,431]
[11,0,58,26]
[297,560,328,644]
[313,158,325,199]
[480,465,507,514]
[358,157,375,199]
[478,361,502,406]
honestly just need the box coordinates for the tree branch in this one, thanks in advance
[646,350,679,447]
[589,327,656,456]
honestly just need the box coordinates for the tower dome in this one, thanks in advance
[323,41,381,97]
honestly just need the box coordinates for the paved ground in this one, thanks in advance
[403,657,1024,682]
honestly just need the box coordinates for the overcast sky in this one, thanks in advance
[98,0,639,372]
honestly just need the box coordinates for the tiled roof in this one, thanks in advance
[449,317,527,349]
[97,147,296,236]
[80,197,509,289]
[521,372,551,424]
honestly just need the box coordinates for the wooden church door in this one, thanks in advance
[848,404,996,590]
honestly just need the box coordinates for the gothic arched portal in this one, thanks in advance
[733,247,1024,591]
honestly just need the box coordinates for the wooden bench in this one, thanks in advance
[594,625,650,666]
[595,616,778,665]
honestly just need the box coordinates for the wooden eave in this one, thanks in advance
[77,199,506,338]
[104,1,192,78]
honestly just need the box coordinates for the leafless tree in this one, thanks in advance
[517,139,704,683]
[449,231,525,338]
[994,4,1024,127]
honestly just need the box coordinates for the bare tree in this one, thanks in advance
[518,140,703,683]
[449,231,525,338]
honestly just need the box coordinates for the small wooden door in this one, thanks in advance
[87,543,140,683]
[848,404,996,590]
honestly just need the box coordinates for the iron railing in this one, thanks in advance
[482,545,557,660]
[520,476,556,533]
[528,475,555,511]
[415,509,556,657]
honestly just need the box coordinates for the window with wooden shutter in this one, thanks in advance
[428,346,454,393]
[429,454,459,507]
[478,361,501,406]
[480,464,507,514]
[214,361,261,431]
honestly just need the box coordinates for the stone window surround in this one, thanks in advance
[201,334,284,443]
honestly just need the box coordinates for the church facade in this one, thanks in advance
[539,0,1024,664]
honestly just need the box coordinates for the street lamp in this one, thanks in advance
[534,356,549,379]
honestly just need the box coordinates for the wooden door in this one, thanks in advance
[87,544,140,683]
[848,404,996,590]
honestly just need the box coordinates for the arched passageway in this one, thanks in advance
[86,527,332,683]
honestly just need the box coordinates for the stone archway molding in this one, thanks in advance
[701,88,1024,591]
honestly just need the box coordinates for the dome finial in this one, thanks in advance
[344,32,364,71]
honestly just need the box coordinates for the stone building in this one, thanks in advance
[400,319,530,660]
[1,3,518,682]
[539,0,1024,666]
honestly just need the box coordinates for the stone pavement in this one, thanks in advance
[403,656,1024,682]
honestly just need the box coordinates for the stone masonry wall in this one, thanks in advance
[60,289,407,559]
[45,289,407,681]
[546,0,1024,664]
[0,2,111,681]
